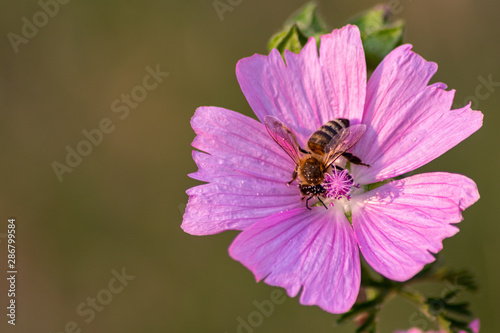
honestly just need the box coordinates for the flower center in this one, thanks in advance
[323,166,355,200]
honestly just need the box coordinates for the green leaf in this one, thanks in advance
[336,298,378,324]
[348,4,405,70]
[283,2,328,37]
[362,21,405,69]
[268,3,404,66]
[349,4,390,35]
[268,2,328,56]
[442,315,474,333]
[268,24,309,57]
[442,269,479,292]
[443,302,473,317]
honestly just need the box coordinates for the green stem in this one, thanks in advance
[396,286,453,333]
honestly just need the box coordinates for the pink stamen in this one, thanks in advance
[323,167,355,200]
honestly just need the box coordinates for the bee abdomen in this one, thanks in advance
[307,118,349,154]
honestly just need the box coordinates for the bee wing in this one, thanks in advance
[324,124,366,168]
[264,115,302,165]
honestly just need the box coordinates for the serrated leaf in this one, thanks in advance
[442,289,461,302]
[268,24,309,57]
[443,302,473,317]
[349,4,391,36]
[348,4,405,70]
[362,21,404,69]
[284,2,328,36]
[268,2,328,56]
[442,315,474,333]
[443,269,478,292]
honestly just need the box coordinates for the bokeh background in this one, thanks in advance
[0,0,498,332]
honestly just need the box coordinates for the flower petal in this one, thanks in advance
[229,206,360,314]
[182,107,301,235]
[236,25,366,143]
[351,172,479,281]
[352,45,483,184]
[319,24,366,123]
[467,318,480,333]
[393,329,425,333]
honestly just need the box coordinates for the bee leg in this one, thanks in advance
[305,197,312,210]
[342,152,370,167]
[317,197,328,210]
[287,169,298,186]
[299,147,310,154]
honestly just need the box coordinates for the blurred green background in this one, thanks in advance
[0,0,498,332]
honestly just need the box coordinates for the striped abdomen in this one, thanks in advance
[307,119,349,155]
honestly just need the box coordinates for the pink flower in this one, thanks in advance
[182,25,482,313]
[395,318,480,333]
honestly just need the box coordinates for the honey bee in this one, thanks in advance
[264,115,369,209]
